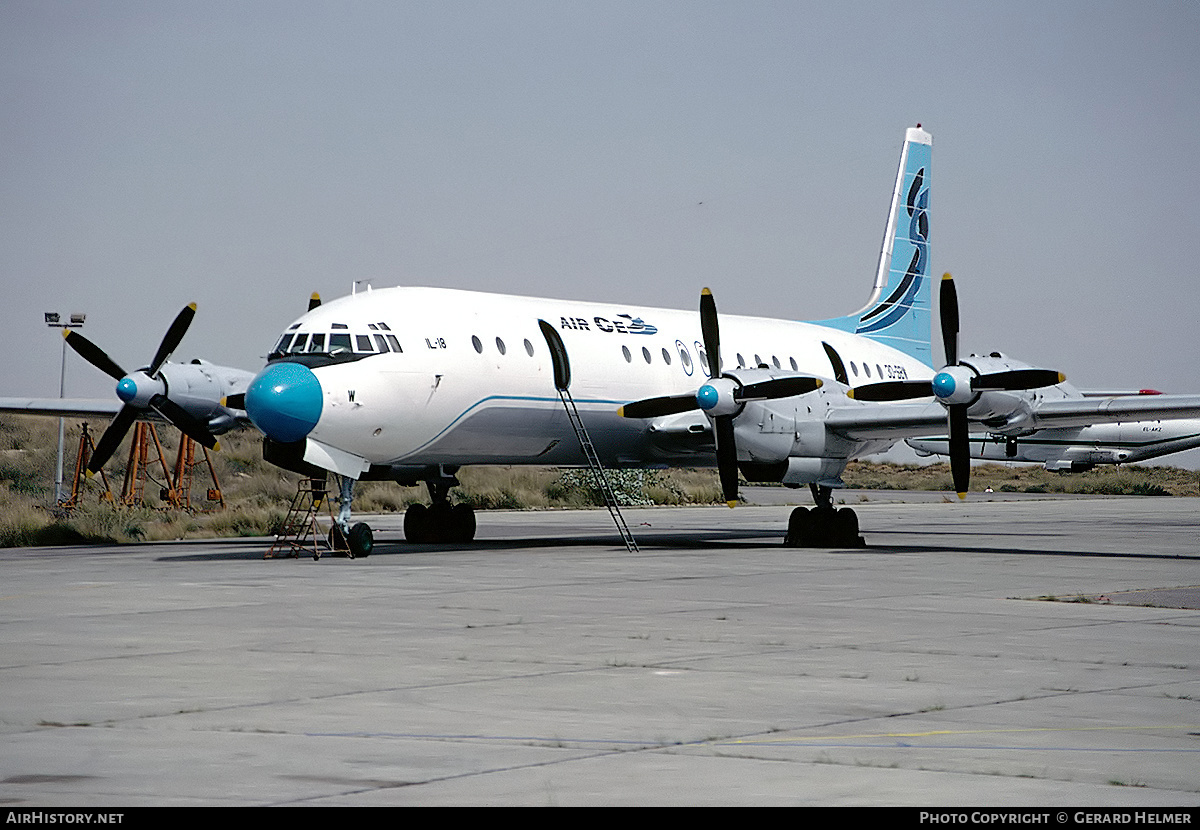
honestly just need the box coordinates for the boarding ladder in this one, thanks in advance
[537,318,638,553]
[266,478,342,560]
[557,387,639,553]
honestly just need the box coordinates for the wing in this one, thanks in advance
[1026,394,1200,430]
[0,397,124,419]
[824,394,1200,441]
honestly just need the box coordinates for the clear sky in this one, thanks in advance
[3,2,1198,460]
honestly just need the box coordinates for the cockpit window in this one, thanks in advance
[271,329,399,363]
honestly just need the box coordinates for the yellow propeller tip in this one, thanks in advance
[726,500,738,509]
[957,492,967,501]
[814,379,823,388]
[616,406,625,417]
[212,440,221,452]
[85,469,95,479]
[701,287,712,296]
[61,329,70,340]
[845,389,856,399]
[1057,373,1066,383]
[187,302,197,311]
[942,272,953,281]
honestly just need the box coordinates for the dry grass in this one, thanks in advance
[2,413,1196,546]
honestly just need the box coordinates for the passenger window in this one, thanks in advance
[661,348,672,365]
[622,345,632,363]
[790,357,798,371]
[496,337,507,355]
[524,339,534,357]
[642,346,652,364]
[472,336,483,354]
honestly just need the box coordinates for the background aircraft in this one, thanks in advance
[906,373,1200,470]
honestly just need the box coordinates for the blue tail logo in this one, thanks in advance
[855,165,928,335]
[810,126,934,366]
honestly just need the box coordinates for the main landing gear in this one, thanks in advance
[403,474,477,544]
[784,484,865,548]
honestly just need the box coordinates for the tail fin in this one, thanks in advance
[811,125,934,366]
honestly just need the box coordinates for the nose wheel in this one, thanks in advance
[328,521,374,558]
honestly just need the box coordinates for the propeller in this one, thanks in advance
[848,274,1064,497]
[64,303,220,474]
[619,288,823,506]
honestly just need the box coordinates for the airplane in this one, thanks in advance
[1,304,253,469]
[234,124,1200,554]
[9,125,1200,556]
[904,371,1200,470]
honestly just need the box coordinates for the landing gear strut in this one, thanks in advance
[403,472,476,544]
[784,484,864,548]
[330,476,373,558]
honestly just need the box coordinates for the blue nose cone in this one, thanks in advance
[245,361,323,443]
[932,371,956,400]
[116,377,137,403]
[696,383,720,411]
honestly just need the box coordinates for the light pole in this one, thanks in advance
[44,311,86,504]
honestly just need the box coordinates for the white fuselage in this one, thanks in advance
[269,286,931,471]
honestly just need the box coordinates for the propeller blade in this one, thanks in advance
[948,403,970,499]
[940,273,959,366]
[713,415,739,507]
[737,376,823,401]
[148,303,196,376]
[972,369,1065,391]
[699,288,721,378]
[847,380,934,402]
[151,396,220,451]
[63,330,126,381]
[222,393,246,410]
[88,405,139,474]
[619,393,699,419]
